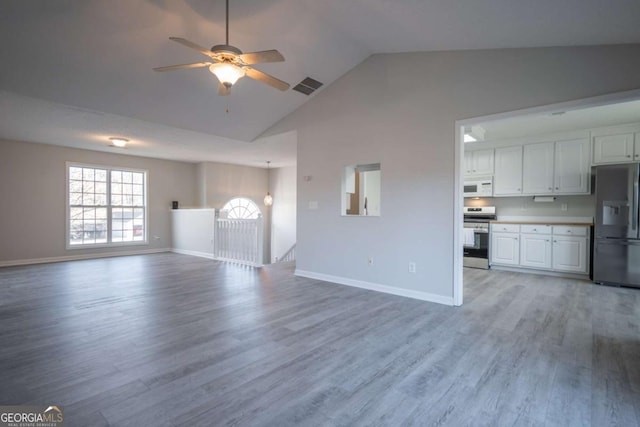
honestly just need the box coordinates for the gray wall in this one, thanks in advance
[263,45,640,300]
[270,165,297,262]
[0,139,197,263]
[197,162,269,209]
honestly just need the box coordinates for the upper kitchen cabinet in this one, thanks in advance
[522,142,554,194]
[464,149,494,177]
[592,133,635,164]
[592,124,640,165]
[509,138,589,196]
[493,146,523,196]
[554,138,590,194]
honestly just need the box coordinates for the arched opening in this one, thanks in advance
[222,197,262,219]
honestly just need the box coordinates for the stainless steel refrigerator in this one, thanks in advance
[593,164,640,288]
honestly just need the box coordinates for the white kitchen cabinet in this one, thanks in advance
[495,139,589,197]
[635,133,640,161]
[522,142,554,195]
[464,149,494,176]
[344,165,356,193]
[554,138,590,194]
[552,225,587,236]
[491,232,520,266]
[520,234,552,269]
[592,133,635,164]
[552,235,588,273]
[493,146,523,196]
[491,223,589,276]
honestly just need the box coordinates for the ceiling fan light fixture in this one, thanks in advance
[209,63,245,87]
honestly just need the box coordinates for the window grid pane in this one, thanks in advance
[69,165,146,246]
[222,198,261,219]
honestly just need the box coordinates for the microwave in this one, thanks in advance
[464,177,493,198]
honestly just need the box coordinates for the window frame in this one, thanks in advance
[65,162,149,250]
[221,197,262,219]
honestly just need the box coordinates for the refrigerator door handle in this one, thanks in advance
[634,178,639,232]
[596,238,640,246]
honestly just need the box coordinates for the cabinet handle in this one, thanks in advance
[517,188,521,191]
[533,228,537,231]
[546,240,550,242]
[548,187,552,190]
[567,230,572,233]
[554,240,558,243]
[555,187,559,190]
[627,155,632,158]
[473,170,476,172]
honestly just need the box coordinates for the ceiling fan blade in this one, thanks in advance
[243,67,290,91]
[169,37,217,59]
[239,50,285,64]
[218,83,231,96]
[153,62,212,72]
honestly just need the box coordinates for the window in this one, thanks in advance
[67,163,147,247]
[222,198,261,219]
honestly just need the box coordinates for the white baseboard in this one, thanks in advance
[294,269,454,306]
[171,248,216,260]
[489,265,591,281]
[0,248,171,267]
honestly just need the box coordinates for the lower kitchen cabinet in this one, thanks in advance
[552,236,588,273]
[491,232,520,266]
[490,223,589,275]
[520,234,552,269]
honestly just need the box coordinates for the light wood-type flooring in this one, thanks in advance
[1,253,639,426]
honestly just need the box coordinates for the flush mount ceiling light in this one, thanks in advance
[109,137,128,148]
[264,161,273,207]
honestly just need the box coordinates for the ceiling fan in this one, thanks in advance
[153,0,290,96]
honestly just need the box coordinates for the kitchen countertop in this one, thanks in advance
[491,220,593,226]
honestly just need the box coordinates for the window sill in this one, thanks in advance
[66,241,150,250]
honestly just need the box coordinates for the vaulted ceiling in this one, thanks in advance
[1,0,639,166]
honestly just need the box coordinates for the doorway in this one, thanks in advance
[453,88,640,306]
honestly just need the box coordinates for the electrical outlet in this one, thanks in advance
[561,203,568,211]
[408,262,416,273]
[368,257,374,265]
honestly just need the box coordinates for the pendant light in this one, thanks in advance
[264,161,273,207]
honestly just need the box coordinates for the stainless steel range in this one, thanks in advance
[463,206,496,269]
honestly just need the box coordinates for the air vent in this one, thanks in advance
[292,77,323,96]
